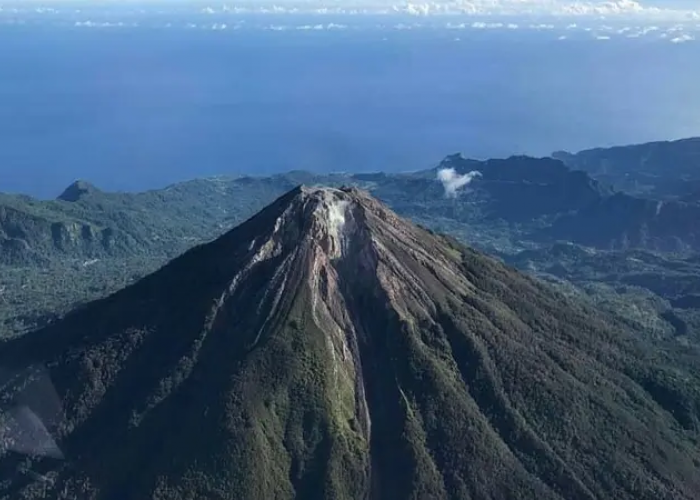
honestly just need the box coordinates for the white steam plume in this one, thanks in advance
[437,168,482,197]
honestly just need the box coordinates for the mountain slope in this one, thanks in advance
[2,187,700,500]
[546,192,700,252]
[0,188,700,499]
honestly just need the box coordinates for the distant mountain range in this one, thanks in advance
[4,138,700,266]
[3,137,700,337]
[2,187,699,499]
[554,137,700,200]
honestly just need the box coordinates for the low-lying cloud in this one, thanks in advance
[437,168,482,198]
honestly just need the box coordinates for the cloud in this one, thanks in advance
[74,20,127,28]
[558,0,647,16]
[472,21,505,29]
[670,33,694,43]
[437,168,482,198]
[12,1,699,21]
[353,1,697,20]
[6,0,700,32]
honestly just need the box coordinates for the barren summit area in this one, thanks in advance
[1,186,700,500]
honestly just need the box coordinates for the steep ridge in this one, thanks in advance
[1,186,700,500]
[433,154,612,221]
[554,137,700,199]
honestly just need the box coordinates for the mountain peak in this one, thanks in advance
[242,184,408,262]
[57,180,101,202]
[222,184,471,328]
[241,184,364,256]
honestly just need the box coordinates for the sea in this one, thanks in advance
[1,13,699,197]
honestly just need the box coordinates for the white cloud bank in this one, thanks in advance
[190,0,700,20]
[5,0,700,36]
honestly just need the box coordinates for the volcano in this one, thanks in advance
[1,186,699,500]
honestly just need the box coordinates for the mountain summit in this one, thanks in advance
[57,180,101,202]
[2,186,700,499]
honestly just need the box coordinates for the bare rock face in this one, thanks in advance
[1,186,700,500]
